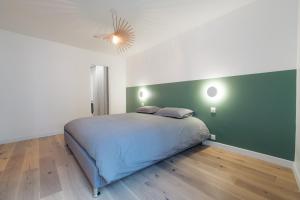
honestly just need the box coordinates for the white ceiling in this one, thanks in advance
[0,0,256,56]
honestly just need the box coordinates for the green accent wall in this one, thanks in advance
[126,70,296,161]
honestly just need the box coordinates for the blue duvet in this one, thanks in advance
[64,113,210,183]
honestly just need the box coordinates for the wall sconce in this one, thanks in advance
[207,86,218,98]
[203,82,226,103]
[138,88,150,106]
[207,86,218,114]
[202,81,226,113]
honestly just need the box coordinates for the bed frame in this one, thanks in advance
[65,130,209,198]
[64,131,105,197]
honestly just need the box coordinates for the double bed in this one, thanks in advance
[64,112,210,197]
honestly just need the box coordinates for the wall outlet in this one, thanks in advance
[210,134,216,141]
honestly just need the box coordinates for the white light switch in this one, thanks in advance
[210,107,216,113]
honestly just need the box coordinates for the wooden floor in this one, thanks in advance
[0,135,299,200]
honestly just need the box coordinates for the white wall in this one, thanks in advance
[294,0,300,189]
[127,0,298,87]
[0,29,126,144]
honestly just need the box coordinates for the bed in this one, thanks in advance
[64,112,210,197]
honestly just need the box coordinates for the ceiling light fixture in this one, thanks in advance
[94,10,135,53]
[112,35,121,45]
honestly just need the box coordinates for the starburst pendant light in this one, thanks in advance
[94,11,135,53]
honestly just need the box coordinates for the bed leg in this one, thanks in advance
[93,188,100,198]
[65,144,73,155]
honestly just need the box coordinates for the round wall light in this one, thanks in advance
[207,86,218,98]
[138,88,150,103]
[139,90,144,99]
[202,81,226,103]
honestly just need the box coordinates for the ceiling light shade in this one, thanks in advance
[94,11,135,53]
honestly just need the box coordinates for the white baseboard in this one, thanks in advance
[293,163,300,190]
[203,140,294,168]
[0,130,63,144]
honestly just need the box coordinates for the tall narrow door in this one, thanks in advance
[90,66,109,116]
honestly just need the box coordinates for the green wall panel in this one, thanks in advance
[126,70,296,160]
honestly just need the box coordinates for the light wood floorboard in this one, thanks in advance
[0,134,299,200]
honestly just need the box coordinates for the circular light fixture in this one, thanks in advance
[138,88,150,102]
[93,10,135,53]
[207,86,218,97]
[139,91,144,99]
[202,81,226,103]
